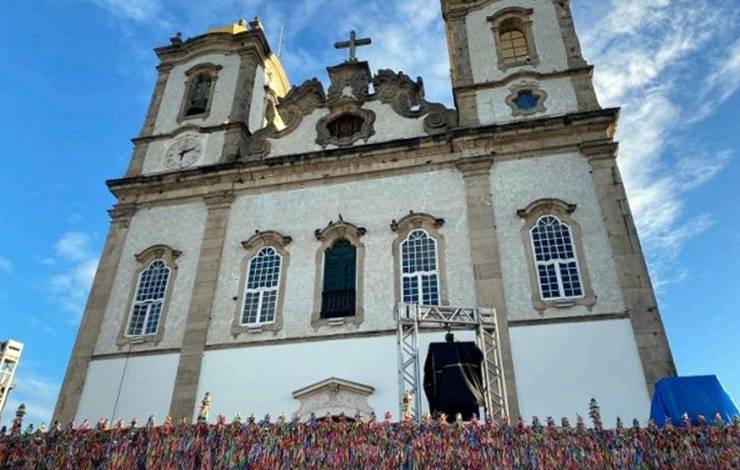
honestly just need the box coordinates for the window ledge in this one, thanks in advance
[327,318,346,327]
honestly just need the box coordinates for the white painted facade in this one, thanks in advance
[249,64,268,132]
[491,153,625,320]
[476,77,578,125]
[77,317,651,423]
[466,0,569,84]
[75,353,180,423]
[153,53,241,134]
[464,0,583,125]
[510,319,651,423]
[95,203,207,355]
[207,169,475,345]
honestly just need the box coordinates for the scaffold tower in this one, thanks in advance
[396,304,508,422]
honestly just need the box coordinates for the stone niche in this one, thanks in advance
[292,377,375,420]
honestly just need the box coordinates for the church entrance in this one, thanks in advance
[321,239,356,318]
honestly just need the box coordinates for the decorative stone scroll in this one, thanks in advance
[373,70,457,135]
[242,62,457,159]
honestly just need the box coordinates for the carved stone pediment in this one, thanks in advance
[292,377,375,420]
[242,63,457,159]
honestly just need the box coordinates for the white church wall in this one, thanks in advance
[198,331,477,420]
[491,152,625,320]
[510,319,651,423]
[267,108,328,156]
[466,0,569,85]
[153,53,241,135]
[207,169,476,346]
[365,101,429,144]
[475,77,578,125]
[75,353,180,423]
[249,65,267,132]
[142,130,226,174]
[95,203,208,355]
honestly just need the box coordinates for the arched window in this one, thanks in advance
[321,239,357,319]
[178,63,222,122]
[241,247,283,325]
[530,215,583,300]
[401,229,440,305]
[499,19,529,66]
[488,8,539,70]
[185,73,213,116]
[126,259,171,336]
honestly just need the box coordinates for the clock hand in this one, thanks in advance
[178,147,197,160]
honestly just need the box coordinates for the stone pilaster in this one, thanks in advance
[583,142,677,394]
[52,203,137,425]
[168,191,234,420]
[126,64,173,177]
[445,10,480,128]
[457,156,520,418]
[220,52,260,161]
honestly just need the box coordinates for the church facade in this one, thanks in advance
[54,0,675,426]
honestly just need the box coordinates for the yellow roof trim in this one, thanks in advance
[207,21,248,35]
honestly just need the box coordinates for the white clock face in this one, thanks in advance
[164,135,204,170]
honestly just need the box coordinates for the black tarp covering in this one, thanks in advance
[423,341,484,420]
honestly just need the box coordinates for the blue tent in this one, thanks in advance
[650,375,739,426]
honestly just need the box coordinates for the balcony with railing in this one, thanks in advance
[320,289,356,319]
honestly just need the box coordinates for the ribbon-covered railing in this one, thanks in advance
[1,399,738,469]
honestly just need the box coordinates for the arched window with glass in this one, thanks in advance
[241,247,283,326]
[126,259,171,337]
[499,18,529,66]
[401,229,440,305]
[530,215,584,300]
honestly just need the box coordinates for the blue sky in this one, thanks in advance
[1,0,738,426]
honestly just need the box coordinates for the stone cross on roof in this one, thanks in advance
[334,30,372,63]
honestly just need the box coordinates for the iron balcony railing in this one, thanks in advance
[321,289,356,318]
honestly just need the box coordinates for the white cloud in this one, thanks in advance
[0,370,60,428]
[578,0,737,285]
[0,256,11,274]
[55,232,94,262]
[48,232,100,317]
[691,37,740,122]
[88,0,162,22]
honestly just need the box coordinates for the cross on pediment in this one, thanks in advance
[334,30,372,63]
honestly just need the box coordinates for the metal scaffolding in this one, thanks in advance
[396,304,508,422]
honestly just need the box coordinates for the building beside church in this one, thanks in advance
[54,0,675,426]
[0,340,23,423]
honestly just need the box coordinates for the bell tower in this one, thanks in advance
[125,19,290,177]
[441,0,600,127]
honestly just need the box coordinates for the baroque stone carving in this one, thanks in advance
[242,64,457,159]
[373,70,457,135]
[505,82,548,117]
[316,105,376,148]
[327,62,372,102]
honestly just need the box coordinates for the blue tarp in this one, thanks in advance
[650,375,739,426]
